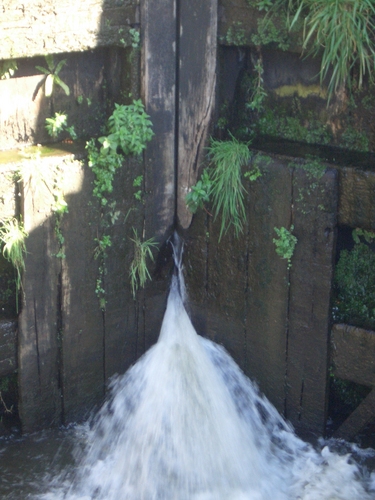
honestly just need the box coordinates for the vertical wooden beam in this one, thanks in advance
[246,159,292,415]
[141,0,176,242]
[18,161,62,432]
[286,167,338,437]
[60,161,105,423]
[177,0,217,229]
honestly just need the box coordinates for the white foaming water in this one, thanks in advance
[39,252,375,499]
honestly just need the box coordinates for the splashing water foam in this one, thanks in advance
[40,239,375,500]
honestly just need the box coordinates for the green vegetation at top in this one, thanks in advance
[248,0,375,101]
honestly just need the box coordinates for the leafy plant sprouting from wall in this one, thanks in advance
[273,225,297,269]
[45,112,68,138]
[0,217,28,312]
[129,229,158,298]
[87,99,154,206]
[246,57,267,113]
[45,112,77,141]
[0,60,18,80]
[185,169,212,215]
[34,55,70,98]
[94,234,112,310]
[100,100,154,157]
[129,28,141,49]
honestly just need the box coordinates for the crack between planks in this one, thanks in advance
[33,296,41,386]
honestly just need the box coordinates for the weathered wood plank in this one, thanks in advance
[332,324,375,387]
[204,208,247,370]
[286,167,338,437]
[141,0,176,242]
[338,167,375,231]
[18,159,62,432]
[60,161,105,423]
[245,158,292,415]
[177,0,217,229]
[334,389,375,440]
[332,323,375,439]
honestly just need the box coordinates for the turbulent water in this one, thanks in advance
[30,268,374,500]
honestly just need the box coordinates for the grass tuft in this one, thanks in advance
[129,229,158,298]
[208,135,251,240]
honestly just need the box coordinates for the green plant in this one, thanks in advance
[340,126,370,152]
[94,235,112,260]
[35,55,70,97]
[94,235,112,310]
[65,125,77,140]
[248,152,272,178]
[86,139,123,206]
[45,112,77,141]
[298,156,326,180]
[51,164,68,259]
[45,112,68,139]
[247,154,270,180]
[77,95,92,107]
[223,22,247,46]
[0,59,18,80]
[333,239,375,330]
[129,28,140,48]
[0,217,28,311]
[133,175,144,201]
[273,225,297,268]
[291,0,375,98]
[352,228,375,244]
[129,229,158,298]
[249,0,375,101]
[208,135,251,240]
[246,59,267,113]
[87,99,153,206]
[250,14,292,50]
[257,109,332,145]
[186,169,212,214]
[99,100,154,157]
[247,0,273,11]
[54,218,66,259]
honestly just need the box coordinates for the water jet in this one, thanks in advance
[30,236,374,499]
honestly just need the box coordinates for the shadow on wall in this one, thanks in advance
[13,147,172,434]
[0,6,173,433]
